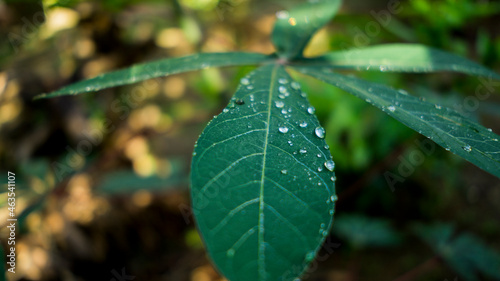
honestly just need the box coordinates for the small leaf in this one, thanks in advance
[413,223,500,281]
[96,168,186,195]
[301,44,500,79]
[191,64,337,281]
[298,67,500,178]
[34,52,272,99]
[271,0,342,60]
[332,214,402,249]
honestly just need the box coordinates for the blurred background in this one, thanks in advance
[1,0,500,280]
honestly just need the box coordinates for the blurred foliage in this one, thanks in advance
[332,214,402,249]
[413,223,500,281]
[0,0,499,280]
[0,243,5,281]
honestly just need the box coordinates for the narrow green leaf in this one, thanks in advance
[96,169,186,195]
[413,223,500,281]
[333,214,402,249]
[271,0,342,60]
[34,52,272,99]
[297,67,500,178]
[300,44,500,79]
[191,64,337,281]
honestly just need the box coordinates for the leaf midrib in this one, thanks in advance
[258,64,278,280]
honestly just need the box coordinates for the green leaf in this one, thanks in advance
[297,67,500,178]
[96,168,186,195]
[301,44,500,79]
[271,0,342,60]
[190,64,337,281]
[332,214,402,249]
[413,223,500,281]
[34,52,272,99]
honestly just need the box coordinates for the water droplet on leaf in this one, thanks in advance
[324,160,335,171]
[279,126,289,133]
[314,127,325,138]
[240,78,250,85]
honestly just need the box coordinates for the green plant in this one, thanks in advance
[34,0,500,280]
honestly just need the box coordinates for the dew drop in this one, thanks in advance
[275,101,285,108]
[435,104,442,110]
[301,92,307,98]
[247,85,254,90]
[291,81,301,90]
[330,175,336,181]
[388,105,396,112]
[192,152,197,156]
[281,169,288,175]
[281,109,287,114]
[279,126,289,133]
[299,148,307,154]
[317,154,321,158]
[398,89,409,95]
[278,94,286,99]
[278,78,288,84]
[487,128,493,132]
[330,194,338,202]
[463,145,472,152]
[299,121,308,128]
[223,108,229,113]
[240,77,250,85]
[318,167,323,172]
[307,106,316,114]
[288,140,293,146]
[324,160,335,171]
[329,209,334,215]
[305,252,315,262]
[379,65,388,72]
[235,99,244,105]
[324,144,329,149]
[279,86,287,94]
[227,249,235,257]
[314,127,326,138]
